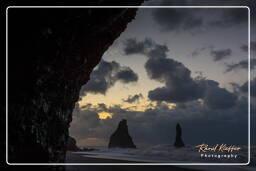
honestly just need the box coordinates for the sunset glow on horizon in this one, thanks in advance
[98,112,113,119]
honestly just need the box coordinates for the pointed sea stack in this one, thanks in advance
[108,119,136,148]
[174,123,185,148]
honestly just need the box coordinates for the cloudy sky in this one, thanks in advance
[69,0,256,148]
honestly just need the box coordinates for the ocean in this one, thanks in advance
[74,144,255,165]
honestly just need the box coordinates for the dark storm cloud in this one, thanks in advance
[147,44,169,59]
[144,43,236,108]
[240,77,256,97]
[123,93,143,103]
[146,57,204,103]
[172,78,238,110]
[225,58,256,72]
[81,60,118,95]
[210,8,248,27]
[210,49,232,61]
[123,38,169,59]
[80,60,138,95]
[148,0,252,33]
[241,41,256,53]
[130,40,206,103]
[202,80,237,109]
[115,67,138,83]
[123,38,154,55]
[123,38,237,109]
[149,0,206,32]
[152,7,203,32]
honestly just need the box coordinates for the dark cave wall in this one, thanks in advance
[7,2,143,163]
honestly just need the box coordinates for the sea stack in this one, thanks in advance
[174,123,185,148]
[108,119,136,148]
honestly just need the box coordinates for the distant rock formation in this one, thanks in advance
[66,136,80,151]
[108,119,136,148]
[174,123,185,148]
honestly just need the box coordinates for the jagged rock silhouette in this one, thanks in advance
[7,3,143,163]
[108,119,136,148]
[174,123,185,148]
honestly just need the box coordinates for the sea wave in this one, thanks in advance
[74,144,255,164]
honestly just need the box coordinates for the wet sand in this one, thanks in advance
[65,151,198,171]
[65,151,144,163]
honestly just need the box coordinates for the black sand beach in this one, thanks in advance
[65,151,198,171]
[65,151,144,163]
[65,152,252,171]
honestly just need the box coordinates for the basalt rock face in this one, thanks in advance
[108,119,136,148]
[174,123,185,148]
[7,2,143,164]
[66,136,80,151]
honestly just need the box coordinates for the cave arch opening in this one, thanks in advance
[7,6,143,164]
